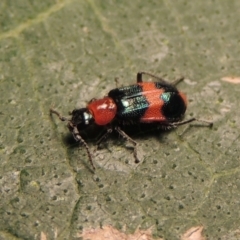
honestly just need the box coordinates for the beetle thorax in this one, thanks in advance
[87,97,117,125]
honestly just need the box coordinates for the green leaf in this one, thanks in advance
[0,0,239,239]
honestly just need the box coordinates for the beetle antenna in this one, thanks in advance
[50,108,70,122]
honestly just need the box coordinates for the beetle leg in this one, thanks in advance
[136,72,143,82]
[96,128,113,149]
[171,77,184,86]
[115,126,139,164]
[114,77,120,88]
[72,126,95,171]
[137,71,168,84]
[88,98,97,103]
[137,72,185,86]
[168,118,213,128]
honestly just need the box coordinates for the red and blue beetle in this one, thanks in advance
[50,72,212,170]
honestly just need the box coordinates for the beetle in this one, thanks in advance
[50,71,212,170]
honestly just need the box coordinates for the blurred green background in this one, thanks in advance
[1,0,240,239]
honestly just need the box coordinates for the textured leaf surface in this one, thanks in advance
[1,1,240,239]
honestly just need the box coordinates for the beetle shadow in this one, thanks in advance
[61,121,212,146]
[61,123,170,161]
[61,125,104,172]
[62,123,169,146]
[61,121,212,170]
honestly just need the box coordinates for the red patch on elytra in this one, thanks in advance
[138,82,166,123]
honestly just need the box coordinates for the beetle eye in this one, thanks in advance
[161,93,186,120]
